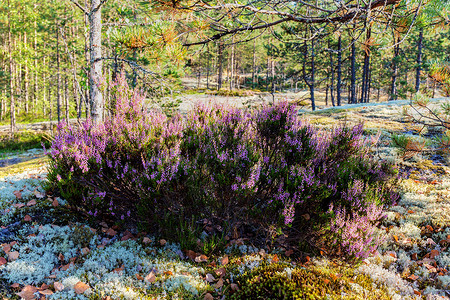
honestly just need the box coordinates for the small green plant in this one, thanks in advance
[201,232,227,255]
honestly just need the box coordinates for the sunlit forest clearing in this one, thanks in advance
[1,0,450,299]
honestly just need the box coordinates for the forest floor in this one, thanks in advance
[0,97,450,299]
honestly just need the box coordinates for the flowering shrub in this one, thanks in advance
[328,202,387,260]
[46,74,398,259]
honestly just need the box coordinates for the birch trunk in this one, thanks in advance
[34,2,38,114]
[89,0,103,123]
[24,32,29,114]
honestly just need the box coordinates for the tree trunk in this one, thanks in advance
[252,39,256,89]
[310,39,315,111]
[360,27,371,103]
[16,35,21,117]
[34,2,38,115]
[197,66,201,88]
[390,36,400,100]
[8,1,15,135]
[206,43,210,89]
[73,73,80,121]
[89,0,104,123]
[217,42,223,90]
[43,56,46,116]
[24,32,29,114]
[56,25,61,122]
[302,36,316,111]
[266,57,270,92]
[271,60,275,96]
[84,0,90,118]
[350,33,357,104]
[337,35,342,106]
[415,28,423,93]
[1,92,4,121]
[230,39,235,90]
[366,64,372,102]
[85,90,89,118]
[329,43,335,107]
[65,73,69,121]
[48,83,52,123]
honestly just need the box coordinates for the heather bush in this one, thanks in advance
[46,74,398,259]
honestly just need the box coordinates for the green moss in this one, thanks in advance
[70,225,96,248]
[228,263,392,300]
[310,117,337,126]
[0,156,48,178]
[206,89,254,97]
[309,108,348,116]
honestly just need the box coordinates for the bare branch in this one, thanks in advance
[184,0,404,46]
[183,18,289,46]
[92,0,108,13]
[68,0,89,15]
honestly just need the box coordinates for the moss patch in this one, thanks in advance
[0,156,48,178]
[228,261,392,299]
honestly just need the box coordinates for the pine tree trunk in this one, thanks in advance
[230,39,235,90]
[73,74,80,121]
[43,56,46,116]
[390,36,400,100]
[48,83,52,123]
[197,66,201,88]
[252,39,256,89]
[8,1,15,135]
[85,90,89,118]
[330,44,335,107]
[266,57,270,92]
[415,28,423,93]
[350,33,356,104]
[309,39,316,111]
[1,91,5,121]
[366,64,372,102]
[89,0,103,123]
[56,25,61,122]
[65,73,69,121]
[271,60,275,95]
[360,27,371,103]
[217,42,223,90]
[337,35,342,106]
[16,36,21,117]
[206,43,210,89]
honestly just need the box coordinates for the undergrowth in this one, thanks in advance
[0,131,51,153]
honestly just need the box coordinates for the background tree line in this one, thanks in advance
[0,0,449,131]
